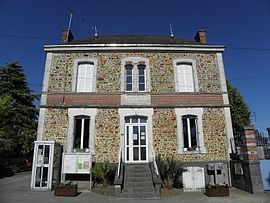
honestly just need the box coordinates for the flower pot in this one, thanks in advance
[54,185,78,196]
[205,185,229,197]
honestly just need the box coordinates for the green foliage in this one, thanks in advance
[91,162,116,187]
[227,80,251,133]
[0,62,38,164]
[156,155,187,188]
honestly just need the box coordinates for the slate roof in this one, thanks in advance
[68,35,203,45]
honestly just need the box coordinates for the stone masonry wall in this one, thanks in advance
[43,108,69,151]
[94,109,120,162]
[153,107,228,162]
[48,52,221,93]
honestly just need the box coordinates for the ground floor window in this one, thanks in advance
[182,115,198,150]
[74,116,90,149]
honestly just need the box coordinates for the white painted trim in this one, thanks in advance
[37,108,46,141]
[67,108,97,154]
[175,108,206,154]
[42,53,53,92]
[44,46,225,52]
[120,57,151,92]
[173,58,199,92]
[118,108,153,163]
[72,58,98,92]
[224,107,234,153]
[223,94,229,105]
[216,53,227,92]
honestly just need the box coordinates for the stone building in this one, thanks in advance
[32,29,234,196]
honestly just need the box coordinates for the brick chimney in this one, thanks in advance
[194,29,206,44]
[61,29,74,43]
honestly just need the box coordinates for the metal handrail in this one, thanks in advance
[151,146,159,177]
[117,147,122,178]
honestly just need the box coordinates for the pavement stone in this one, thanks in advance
[0,172,269,203]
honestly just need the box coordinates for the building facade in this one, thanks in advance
[35,30,234,191]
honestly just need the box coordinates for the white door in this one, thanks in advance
[33,144,52,189]
[124,116,148,163]
[183,166,205,192]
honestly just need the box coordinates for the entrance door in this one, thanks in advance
[125,116,148,163]
[33,144,51,189]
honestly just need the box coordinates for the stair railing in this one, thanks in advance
[151,146,159,177]
[117,146,122,178]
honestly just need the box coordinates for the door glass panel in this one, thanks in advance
[126,126,129,145]
[190,118,197,148]
[183,118,189,148]
[126,147,129,161]
[141,147,146,160]
[133,126,139,145]
[44,145,50,164]
[35,167,41,187]
[140,126,146,145]
[37,145,43,165]
[74,119,82,149]
[140,117,147,123]
[133,147,139,161]
[83,118,90,149]
[42,167,48,187]
[132,117,138,123]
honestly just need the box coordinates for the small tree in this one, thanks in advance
[227,80,251,133]
[91,162,116,187]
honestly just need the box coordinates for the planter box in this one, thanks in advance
[205,185,229,197]
[54,186,78,197]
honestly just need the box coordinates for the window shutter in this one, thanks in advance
[177,63,194,92]
[76,63,94,92]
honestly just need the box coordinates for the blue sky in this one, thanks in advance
[0,0,269,132]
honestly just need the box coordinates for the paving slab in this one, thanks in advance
[0,172,269,203]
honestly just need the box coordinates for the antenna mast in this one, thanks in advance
[94,26,98,37]
[169,23,174,37]
[68,12,73,31]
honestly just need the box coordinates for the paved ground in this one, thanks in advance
[0,172,269,203]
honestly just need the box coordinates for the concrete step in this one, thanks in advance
[124,177,152,182]
[125,172,151,177]
[124,182,153,187]
[125,164,150,170]
[121,192,156,199]
[122,187,155,193]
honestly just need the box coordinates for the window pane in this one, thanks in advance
[139,76,145,83]
[139,84,145,91]
[190,118,197,148]
[126,147,129,161]
[140,117,147,123]
[132,117,138,123]
[133,126,139,145]
[125,117,130,123]
[74,119,82,149]
[182,118,189,148]
[140,126,146,145]
[126,76,132,83]
[126,126,129,145]
[83,119,90,149]
[35,167,41,187]
[138,67,145,75]
[42,167,48,187]
[141,147,146,160]
[44,145,50,164]
[126,84,132,91]
[133,147,139,161]
[125,67,133,75]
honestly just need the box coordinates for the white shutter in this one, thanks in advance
[177,63,194,92]
[76,63,94,92]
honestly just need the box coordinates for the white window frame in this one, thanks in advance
[182,115,199,151]
[73,116,90,149]
[173,59,199,92]
[67,108,97,154]
[72,58,97,92]
[121,57,150,92]
[175,108,206,154]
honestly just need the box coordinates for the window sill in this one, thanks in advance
[177,148,207,155]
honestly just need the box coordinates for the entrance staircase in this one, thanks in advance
[114,163,162,199]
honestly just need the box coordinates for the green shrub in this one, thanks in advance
[156,155,187,189]
[91,162,116,187]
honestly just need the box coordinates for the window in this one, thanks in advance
[74,116,90,149]
[176,63,194,92]
[175,108,206,154]
[121,57,150,92]
[182,115,198,150]
[76,62,94,92]
[125,64,133,91]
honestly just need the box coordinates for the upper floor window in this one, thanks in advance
[173,59,198,93]
[121,57,150,92]
[176,63,194,92]
[76,62,94,92]
[72,58,97,93]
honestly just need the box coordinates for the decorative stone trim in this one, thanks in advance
[175,108,206,154]
[71,58,98,92]
[67,108,97,154]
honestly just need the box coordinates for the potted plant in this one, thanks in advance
[54,181,78,196]
[205,183,229,197]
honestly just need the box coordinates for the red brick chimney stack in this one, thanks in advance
[194,29,207,44]
[61,29,74,44]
